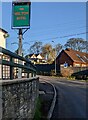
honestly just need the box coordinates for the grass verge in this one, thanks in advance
[33,97,41,120]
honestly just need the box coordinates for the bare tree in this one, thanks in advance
[64,38,87,52]
[30,41,42,54]
[55,43,62,56]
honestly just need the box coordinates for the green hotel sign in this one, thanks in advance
[12,2,31,28]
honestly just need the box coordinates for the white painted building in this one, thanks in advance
[0,28,8,48]
[0,28,8,79]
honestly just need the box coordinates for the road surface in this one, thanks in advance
[39,76,87,119]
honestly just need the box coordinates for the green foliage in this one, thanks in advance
[67,76,76,80]
[51,69,55,76]
[33,98,41,120]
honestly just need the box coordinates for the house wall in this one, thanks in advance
[61,66,88,77]
[31,54,36,58]
[73,62,81,67]
[0,31,7,79]
[0,31,6,48]
[37,54,42,59]
[73,62,88,67]
[57,51,73,66]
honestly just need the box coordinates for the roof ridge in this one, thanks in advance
[65,48,88,55]
[64,48,88,63]
[0,28,8,34]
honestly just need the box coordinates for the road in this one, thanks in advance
[39,76,87,119]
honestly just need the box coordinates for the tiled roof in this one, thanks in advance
[28,54,34,57]
[64,48,88,63]
[0,28,8,34]
[28,53,42,57]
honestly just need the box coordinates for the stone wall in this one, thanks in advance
[0,77,39,119]
[60,66,88,77]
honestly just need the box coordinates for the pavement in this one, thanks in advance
[39,82,54,119]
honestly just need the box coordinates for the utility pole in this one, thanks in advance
[52,41,57,75]
[18,29,22,56]
[55,47,57,75]
[18,29,22,78]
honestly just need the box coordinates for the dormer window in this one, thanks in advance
[76,54,85,62]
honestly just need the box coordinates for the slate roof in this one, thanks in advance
[64,48,88,63]
[0,28,8,34]
[27,53,42,57]
[25,53,44,60]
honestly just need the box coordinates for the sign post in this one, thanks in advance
[12,1,31,28]
[18,29,22,78]
[12,1,31,78]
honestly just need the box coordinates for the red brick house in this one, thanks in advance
[56,48,88,67]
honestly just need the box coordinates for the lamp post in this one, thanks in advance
[52,41,57,75]
[55,48,57,75]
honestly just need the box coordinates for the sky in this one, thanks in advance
[2,2,86,55]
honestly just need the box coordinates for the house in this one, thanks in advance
[0,28,8,48]
[26,53,47,64]
[0,28,9,79]
[56,48,88,67]
[55,48,88,77]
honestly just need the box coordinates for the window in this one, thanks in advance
[0,54,2,59]
[2,65,10,79]
[84,56,88,61]
[76,54,80,58]
[80,58,85,63]
[74,63,80,67]
[3,54,10,61]
[76,54,85,62]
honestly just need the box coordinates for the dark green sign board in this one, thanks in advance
[12,2,31,28]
